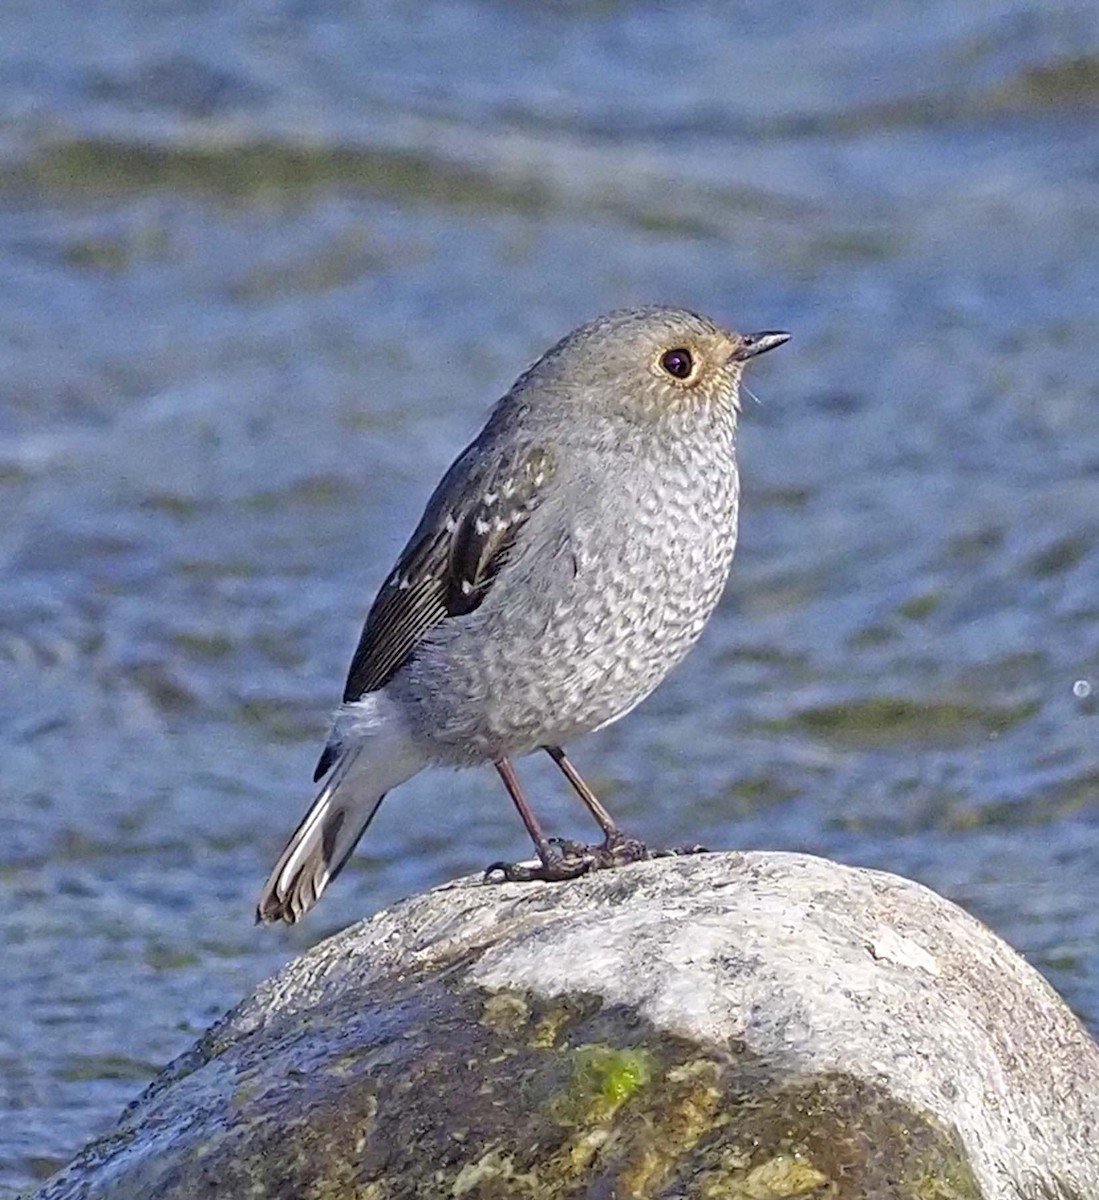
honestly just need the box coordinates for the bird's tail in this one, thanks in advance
[256,726,421,924]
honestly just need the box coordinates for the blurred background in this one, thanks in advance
[3,0,1099,1191]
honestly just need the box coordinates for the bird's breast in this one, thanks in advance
[396,428,740,760]
[564,438,739,657]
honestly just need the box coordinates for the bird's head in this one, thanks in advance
[518,306,789,427]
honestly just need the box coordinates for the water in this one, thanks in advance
[3,1,1099,1192]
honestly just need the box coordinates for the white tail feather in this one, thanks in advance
[257,706,424,924]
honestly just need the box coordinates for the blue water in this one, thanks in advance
[4,1,1099,1192]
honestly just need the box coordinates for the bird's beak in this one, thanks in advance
[729,331,790,363]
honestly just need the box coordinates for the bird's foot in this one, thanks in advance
[564,830,709,868]
[572,829,651,866]
[483,848,595,884]
[483,833,709,884]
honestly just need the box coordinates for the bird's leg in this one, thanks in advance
[494,757,555,862]
[542,744,654,864]
[484,757,594,883]
[544,745,709,867]
[543,745,618,838]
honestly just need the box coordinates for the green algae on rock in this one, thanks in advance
[30,983,980,1200]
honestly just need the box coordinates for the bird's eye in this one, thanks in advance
[660,347,694,380]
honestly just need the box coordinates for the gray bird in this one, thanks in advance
[257,307,788,924]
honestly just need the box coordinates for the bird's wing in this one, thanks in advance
[314,442,556,780]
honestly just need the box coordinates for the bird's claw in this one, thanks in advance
[483,852,595,884]
[484,832,708,884]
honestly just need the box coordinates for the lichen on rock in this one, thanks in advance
[30,852,1099,1200]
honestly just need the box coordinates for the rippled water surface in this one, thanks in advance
[4,1,1099,1192]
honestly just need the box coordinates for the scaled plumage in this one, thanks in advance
[258,307,788,923]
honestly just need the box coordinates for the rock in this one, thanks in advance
[32,851,1099,1200]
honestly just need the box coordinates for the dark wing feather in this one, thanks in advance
[314,443,554,780]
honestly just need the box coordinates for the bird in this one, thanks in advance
[257,306,788,924]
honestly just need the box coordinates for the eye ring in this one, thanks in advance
[659,347,694,380]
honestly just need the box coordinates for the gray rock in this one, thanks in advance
[32,852,1099,1200]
